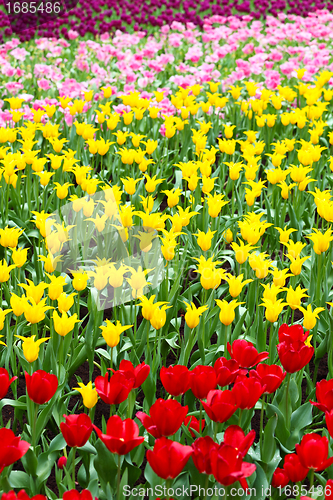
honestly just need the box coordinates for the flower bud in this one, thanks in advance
[57,456,67,469]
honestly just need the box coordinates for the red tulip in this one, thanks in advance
[136,398,188,438]
[94,371,133,405]
[210,443,256,488]
[160,365,190,396]
[310,379,333,412]
[227,339,269,368]
[190,365,217,399]
[325,479,333,500]
[57,456,67,469]
[283,454,309,482]
[146,437,192,479]
[25,370,58,405]
[93,415,144,455]
[63,491,93,500]
[223,425,256,458]
[60,414,93,448]
[277,340,314,373]
[191,436,218,475]
[214,357,240,387]
[232,376,266,410]
[0,491,46,500]
[295,433,333,471]
[184,415,205,437]
[118,360,150,389]
[201,389,238,423]
[250,364,286,394]
[278,323,309,343]
[0,368,17,399]
[0,428,30,474]
[272,468,289,488]
[326,410,333,438]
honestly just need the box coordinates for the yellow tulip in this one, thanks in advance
[299,304,325,330]
[183,302,208,329]
[53,310,80,336]
[215,299,244,326]
[74,381,98,408]
[100,320,133,347]
[15,335,49,363]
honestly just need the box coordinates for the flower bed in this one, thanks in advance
[1,8,333,500]
[1,0,333,41]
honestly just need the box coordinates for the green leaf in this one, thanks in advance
[78,441,97,454]
[266,403,290,446]
[231,310,248,342]
[164,332,180,349]
[44,486,58,500]
[144,462,163,490]
[289,377,299,408]
[118,467,129,500]
[35,399,57,443]
[8,471,31,490]
[286,402,313,450]
[36,451,58,489]
[93,440,118,491]
[141,370,156,408]
[261,414,277,463]
[251,462,269,500]
[21,448,38,477]
[0,398,26,411]
[48,434,66,454]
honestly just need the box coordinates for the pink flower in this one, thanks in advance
[37,79,50,91]
[68,30,79,40]
[10,48,28,61]
[5,82,24,95]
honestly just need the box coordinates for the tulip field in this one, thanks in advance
[3,3,333,500]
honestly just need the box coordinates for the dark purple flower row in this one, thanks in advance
[0,0,333,42]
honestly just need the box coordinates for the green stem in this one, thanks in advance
[231,182,235,217]
[309,468,315,489]
[32,404,38,454]
[146,321,150,362]
[165,478,172,500]
[58,336,64,379]
[224,324,230,360]
[4,182,9,223]
[116,454,121,500]
[134,299,137,344]
[203,475,209,500]
[183,326,196,367]
[285,373,291,423]
[316,253,322,304]
[72,447,76,488]
[259,394,266,457]
[213,421,218,441]
[238,409,243,426]
[74,291,80,341]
